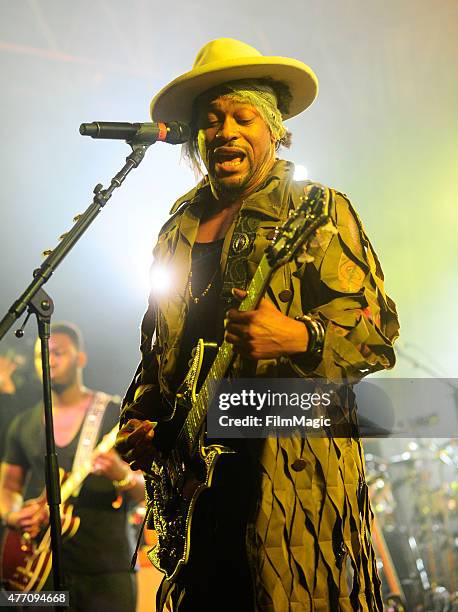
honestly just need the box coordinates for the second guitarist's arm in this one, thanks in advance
[92,448,145,504]
[0,462,47,538]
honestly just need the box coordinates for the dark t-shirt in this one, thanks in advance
[0,383,41,461]
[171,239,225,391]
[3,399,135,574]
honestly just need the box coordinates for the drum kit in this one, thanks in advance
[365,439,458,611]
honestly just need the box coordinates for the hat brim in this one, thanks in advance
[150,56,318,123]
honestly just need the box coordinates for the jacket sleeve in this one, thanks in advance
[120,210,184,426]
[288,189,399,381]
[119,290,164,426]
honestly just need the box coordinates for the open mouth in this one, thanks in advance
[213,148,246,172]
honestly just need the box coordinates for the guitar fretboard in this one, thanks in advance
[178,255,272,450]
[59,427,118,503]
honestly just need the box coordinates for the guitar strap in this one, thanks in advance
[71,391,113,497]
[220,213,263,304]
[220,176,299,309]
[220,178,310,312]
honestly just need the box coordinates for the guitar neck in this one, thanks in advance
[181,255,273,447]
[177,183,333,452]
[59,426,119,503]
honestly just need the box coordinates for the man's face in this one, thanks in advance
[34,333,83,392]
[196,96,276,200]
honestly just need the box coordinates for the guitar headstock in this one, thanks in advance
[266,183,336,269]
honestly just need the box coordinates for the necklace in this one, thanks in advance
[188,269,218,304]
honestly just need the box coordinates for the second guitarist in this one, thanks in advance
[0,322,144,612]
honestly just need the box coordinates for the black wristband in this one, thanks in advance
[294,314,325,355]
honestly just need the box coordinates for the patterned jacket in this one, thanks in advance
[120,159,399,611]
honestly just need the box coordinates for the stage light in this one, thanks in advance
[294,164,309,181]
[149,263,173,295]
[439,451,453,466]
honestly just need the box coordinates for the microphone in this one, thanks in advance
[79,121,190,145]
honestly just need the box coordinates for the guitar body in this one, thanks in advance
[147,340,237,581]
[1,503,79,591]
[1,425,119,591]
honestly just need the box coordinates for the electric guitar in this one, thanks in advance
[145,183,335,581]
[1,425,119,591]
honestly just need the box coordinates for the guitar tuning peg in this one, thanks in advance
[73,214,82,222]
[42,249,53,257]
[59,232,68,241]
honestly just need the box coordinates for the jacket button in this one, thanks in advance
[291,459,306,472]
[278,289,293,303]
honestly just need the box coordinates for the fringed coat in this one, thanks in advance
[120,160,399,611]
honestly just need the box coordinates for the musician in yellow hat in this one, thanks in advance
[116,38,399,611]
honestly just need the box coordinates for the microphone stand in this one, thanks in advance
[395,344,458,434]
[0,140,152,604]
[395,344,458,394]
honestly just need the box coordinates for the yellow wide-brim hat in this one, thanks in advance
[150,38,318,123]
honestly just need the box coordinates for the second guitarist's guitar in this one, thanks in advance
[145,183,335,581]
[1,425,119,591]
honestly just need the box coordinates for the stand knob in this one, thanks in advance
[15,312,32,338]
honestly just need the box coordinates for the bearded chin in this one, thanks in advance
[212,173,249,200]
[51,380,71,394]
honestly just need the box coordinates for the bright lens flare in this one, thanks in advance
[149,264,173,295]
[294,164,308,181]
